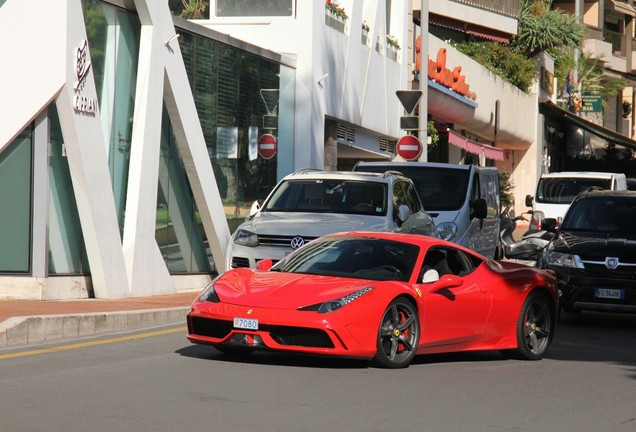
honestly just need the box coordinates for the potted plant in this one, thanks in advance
[361,21,369,44]
[325,0,348,33]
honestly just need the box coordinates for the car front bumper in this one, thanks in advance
[548,266,636,312]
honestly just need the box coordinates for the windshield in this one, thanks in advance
[536,178,611,204]
[561,197,636,234]
[263,179,387,215]
[357,166,469,211]
[273,237,419,282]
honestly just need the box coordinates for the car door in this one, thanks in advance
[417,246,493,346]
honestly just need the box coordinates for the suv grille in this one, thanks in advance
[579,255,636,280]
[258,234,318,248]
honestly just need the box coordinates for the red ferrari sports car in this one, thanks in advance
[187,231,558,368]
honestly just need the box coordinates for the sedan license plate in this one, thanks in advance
[594,288,624,300]
[233,317,258,330]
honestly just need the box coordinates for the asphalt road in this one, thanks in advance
[1,312,635,432]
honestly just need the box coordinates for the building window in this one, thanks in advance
[0,127,32,273]
[48,106,89,274]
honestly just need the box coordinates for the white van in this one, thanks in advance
[354,162,501,259]
[525,171,627,229]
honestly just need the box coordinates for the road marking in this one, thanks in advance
[0,326,187,360]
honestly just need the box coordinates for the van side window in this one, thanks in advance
[470,175,481,216]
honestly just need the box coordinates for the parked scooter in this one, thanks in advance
[499,206,555,266]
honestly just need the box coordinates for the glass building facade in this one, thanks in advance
[0,0,293,281]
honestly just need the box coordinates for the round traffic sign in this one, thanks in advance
[396,135,422,161]
[258,133,277,159]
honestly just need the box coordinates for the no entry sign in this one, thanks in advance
[258,133,277,159]
[396,135,422,161]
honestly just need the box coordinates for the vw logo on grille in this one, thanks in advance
[605,257,619,270]
[290,236,305,249]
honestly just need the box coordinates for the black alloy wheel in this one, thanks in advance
[373,298,420,368]
[502,292,553,360]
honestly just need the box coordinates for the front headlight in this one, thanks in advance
[233,228,259,247]
[299,287,373,314]
[435,222,458,241]
[545,251,581,268]
[199,281,221,302]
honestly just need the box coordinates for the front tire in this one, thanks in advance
[502,292,553,360]
[372,298,420,368]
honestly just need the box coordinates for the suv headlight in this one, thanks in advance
[435,222,458,241]
[545,251,581,268]
[233,228,259,247]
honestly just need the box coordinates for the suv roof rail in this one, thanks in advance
[291,168,322,175]
[383,170,405,178]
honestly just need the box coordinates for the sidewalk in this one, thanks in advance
[0,291,199,349]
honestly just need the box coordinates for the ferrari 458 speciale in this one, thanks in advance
[187,231,558,368]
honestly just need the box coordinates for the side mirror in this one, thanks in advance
[256,259,273,271]
[396,204,411,225]
[426,274,463,292]
[541,218,558,233]
[421,269,439,283]
[247,200,261,220]
[525,194,534,207]
[472,198,487,220]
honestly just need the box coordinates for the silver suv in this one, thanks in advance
[227,169,436,268]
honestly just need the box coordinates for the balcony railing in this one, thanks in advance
[449,0,521,19]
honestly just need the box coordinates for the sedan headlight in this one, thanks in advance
[435,222,458,241]
[299,287,373,314]
[199,281,221,302]
[233,228,259,247]
[545,251,581,268]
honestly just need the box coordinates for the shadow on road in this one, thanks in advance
[547,311,636,368]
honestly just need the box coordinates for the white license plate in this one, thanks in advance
[233,317,258,330]
[594,288,624,300]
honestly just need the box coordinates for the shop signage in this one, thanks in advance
[426,47,477,101]
[73,40,97,115]
[396,135,422,160]
[258,133,277,159]
[580,93,602,113]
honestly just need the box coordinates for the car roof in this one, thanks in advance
[283,169,408,183]
[573,189,636,201]
[540,171,623,179]
[355,161,473,172]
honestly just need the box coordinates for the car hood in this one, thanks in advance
[213,268,382,309]
[551,230,636,256]
[240,211,391,236]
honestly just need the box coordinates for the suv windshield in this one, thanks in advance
[359,166,469,211]
[536,178,611,204]
[561,196,636,234]
[263,179,387,215]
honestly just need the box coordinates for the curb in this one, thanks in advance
[0,307,190,349]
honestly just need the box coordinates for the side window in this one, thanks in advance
[470,175,481,217]
[392,181,406,212]
[419,247,481,280]
[394,180,420,213]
